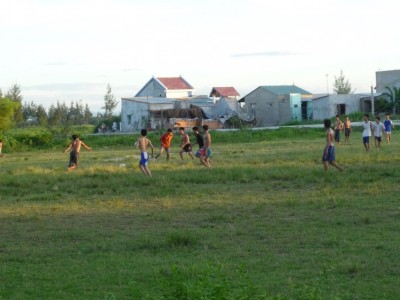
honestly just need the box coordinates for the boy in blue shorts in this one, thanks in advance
[383,113,394,144]
[322,119,343,172]
[136,129,154,177]
[362,114,373,152]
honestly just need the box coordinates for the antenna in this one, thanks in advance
[325,74,329,94]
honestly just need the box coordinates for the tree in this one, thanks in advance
[102,84,118,119]
[36,105,48,126]
[6,84,23,123]
[333,70,353,94]
[382,86,400,114]
[83,104,92,124]
[0,96,18,131]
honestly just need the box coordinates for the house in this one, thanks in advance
[239,85,312,127]
[376,69,400,93]
[311,94,362,120]
[209,87,240,101]
[121,97,176,131]
[135,76,194,99]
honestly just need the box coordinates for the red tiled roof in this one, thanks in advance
[210,87,240,97]
[157,77,193,90]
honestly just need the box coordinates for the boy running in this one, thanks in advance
[136,129,154,177]
[383,113,394,144]
[178,127,194,160]
[362,114,373,152]
[344,116,351,143]
[334,114,344,146]
[192,126,204,158]
[64,134,92,171]
[200,125,212,168]
[322,119,343,172]
[372,116,384,149]
[155,128,173,160]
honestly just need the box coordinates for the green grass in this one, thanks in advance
[1,130,400,299]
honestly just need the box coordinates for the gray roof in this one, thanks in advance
[261,85,312,95]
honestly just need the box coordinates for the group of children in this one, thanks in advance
[135,125,212,177]
[63,125,212,176]
[323,113,395,171]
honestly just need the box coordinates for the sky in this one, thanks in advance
[1,0,399,113]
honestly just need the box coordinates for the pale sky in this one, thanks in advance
[1,0,399,113]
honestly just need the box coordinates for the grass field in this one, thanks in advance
[1,129,400,299]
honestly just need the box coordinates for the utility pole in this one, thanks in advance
[371,86,375,116]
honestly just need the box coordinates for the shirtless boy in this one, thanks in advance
[200,125,212,168]
[64,134,92,171]
[136,129,154,177]
[155,128,173,160]
[344,116,351,143]
[178,127,194,160]
[192,126,204,158]
[322,119,343,172]
[334,114,344,146]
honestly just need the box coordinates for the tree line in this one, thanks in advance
[0,83,119,131]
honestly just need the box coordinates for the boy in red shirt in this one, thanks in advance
[155,128,174,160]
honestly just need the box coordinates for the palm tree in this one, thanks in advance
[383,86,400,114]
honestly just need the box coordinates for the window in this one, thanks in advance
[127,115,132,125]
[337,104,346,115]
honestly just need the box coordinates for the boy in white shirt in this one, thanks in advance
[362,114,373,152]
[372,116,384,149]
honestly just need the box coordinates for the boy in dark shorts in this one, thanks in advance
[372,116,384,149]
[322,119,343,172]
[192,126,204,158]
[64,134,92,171]
[344,116,351,143]
[136,129,154,177]
[334,114,344,146]
[178,127,194,160]
[155,128,173,160]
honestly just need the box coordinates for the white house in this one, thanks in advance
[311,94,366,120]
[121,97,176,131]
[135,76,194,99]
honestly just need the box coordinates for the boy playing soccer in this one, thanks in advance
[383,113,394,144]
[136,129,154,177]
[192,126,204,158]
[322,119,343,172]
[155,128,173,160]
[372,116,384,149]
[64,134,92,171]
[178,127,194,160]
[200,125,212,168]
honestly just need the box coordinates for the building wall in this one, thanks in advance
[312,94,360,120]
[136,80,166,97]
[244,87,294,126]
[121,100,150,132]
[166,90,193,98]
[376,70,400,93]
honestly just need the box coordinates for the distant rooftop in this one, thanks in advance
[157,76,194,90]
[210,87,240,97]
[261,85,312,95]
